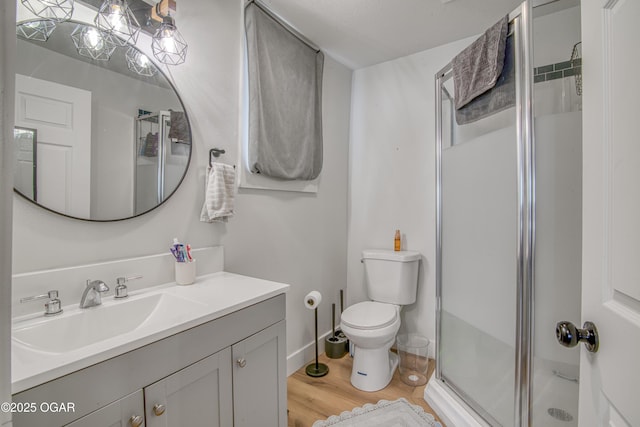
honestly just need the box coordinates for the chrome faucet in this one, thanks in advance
[80,279,109,308]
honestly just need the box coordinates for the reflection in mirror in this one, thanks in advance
[14,127,37,202]
[14,19,192,221]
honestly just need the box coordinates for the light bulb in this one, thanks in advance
[137,53,149,67]
[84,28,103,50]
[108,4,124,32]
[160,34,177,54]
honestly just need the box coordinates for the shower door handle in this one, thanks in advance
[555,321,599,353]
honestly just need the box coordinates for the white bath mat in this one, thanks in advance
[312,398,442,427]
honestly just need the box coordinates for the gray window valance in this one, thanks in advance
[245,3,324,181]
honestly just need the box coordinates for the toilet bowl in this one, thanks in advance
[340,249,421,392]
[340,301,401,391]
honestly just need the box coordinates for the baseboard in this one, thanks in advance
[287,330,332,376]
[424,373,489,427]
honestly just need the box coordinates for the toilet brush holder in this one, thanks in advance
[325,335,348,359]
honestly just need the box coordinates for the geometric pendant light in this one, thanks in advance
[16,19,57,42]
[151,15,188,65]
[70,24,117,61]
[125,47,158,77]
[20,0,74,22]
[94,0,140,46]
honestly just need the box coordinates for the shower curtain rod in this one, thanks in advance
[244,0,321,53]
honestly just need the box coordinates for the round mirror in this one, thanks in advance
[14,19,192,221]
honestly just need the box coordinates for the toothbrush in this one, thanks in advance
[172,238,184,262]
[170,246,179,261]
[186,244,193,262]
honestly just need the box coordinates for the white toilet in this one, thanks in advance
[340,249,421,392]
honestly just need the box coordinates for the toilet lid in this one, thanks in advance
[341,302,398,330]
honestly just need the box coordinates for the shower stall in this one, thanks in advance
[425,0,582,426]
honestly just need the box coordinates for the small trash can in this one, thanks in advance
[396,334,430,386]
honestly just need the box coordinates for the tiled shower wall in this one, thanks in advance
[534,58,582,84]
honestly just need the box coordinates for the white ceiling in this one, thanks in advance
[259,0,524,69]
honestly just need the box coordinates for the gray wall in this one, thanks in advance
[347,36,475,353]
[1,2,16,424]
[12,0,351,364]
[225,55,351,363]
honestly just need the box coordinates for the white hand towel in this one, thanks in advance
[200,163,235,223]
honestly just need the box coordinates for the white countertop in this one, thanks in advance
[12,271,289,394]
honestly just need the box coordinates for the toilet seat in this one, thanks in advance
[341,301,398,330]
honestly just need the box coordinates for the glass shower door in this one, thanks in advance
[436,20,520,427]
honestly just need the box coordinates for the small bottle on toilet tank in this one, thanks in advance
[394,230,401,251]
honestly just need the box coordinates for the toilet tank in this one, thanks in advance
[362,249,421,305]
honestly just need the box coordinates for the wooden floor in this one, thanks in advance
[287,353,444,426]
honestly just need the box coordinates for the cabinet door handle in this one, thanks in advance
[129,415,144,427]
[237,358,247,368]
[153,403,166,416]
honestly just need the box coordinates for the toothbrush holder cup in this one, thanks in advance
[175,259,196,285]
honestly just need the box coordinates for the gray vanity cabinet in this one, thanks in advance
[13,294,287,427]
[232,321,286,427]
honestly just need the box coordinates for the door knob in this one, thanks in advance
[153,403,166,416]
[556,321,599,353]
[237,358,247,368]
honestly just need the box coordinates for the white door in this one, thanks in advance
[14,74,91,218]
[579,1,640,426]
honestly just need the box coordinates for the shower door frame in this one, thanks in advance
[434,1,535,426]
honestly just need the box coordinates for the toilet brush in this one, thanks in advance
[304,291,328,377]
[337,290,346,339]
[337,290,349,353]
[325,303,347,359]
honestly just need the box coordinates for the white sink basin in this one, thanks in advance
[13,293,205,354]
[12,272,290,394]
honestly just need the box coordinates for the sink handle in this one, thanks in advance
[20,290,63,316]
[115,275,143,299]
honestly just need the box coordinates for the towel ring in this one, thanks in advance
[209,148,235,169]
[209,148,225,166]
